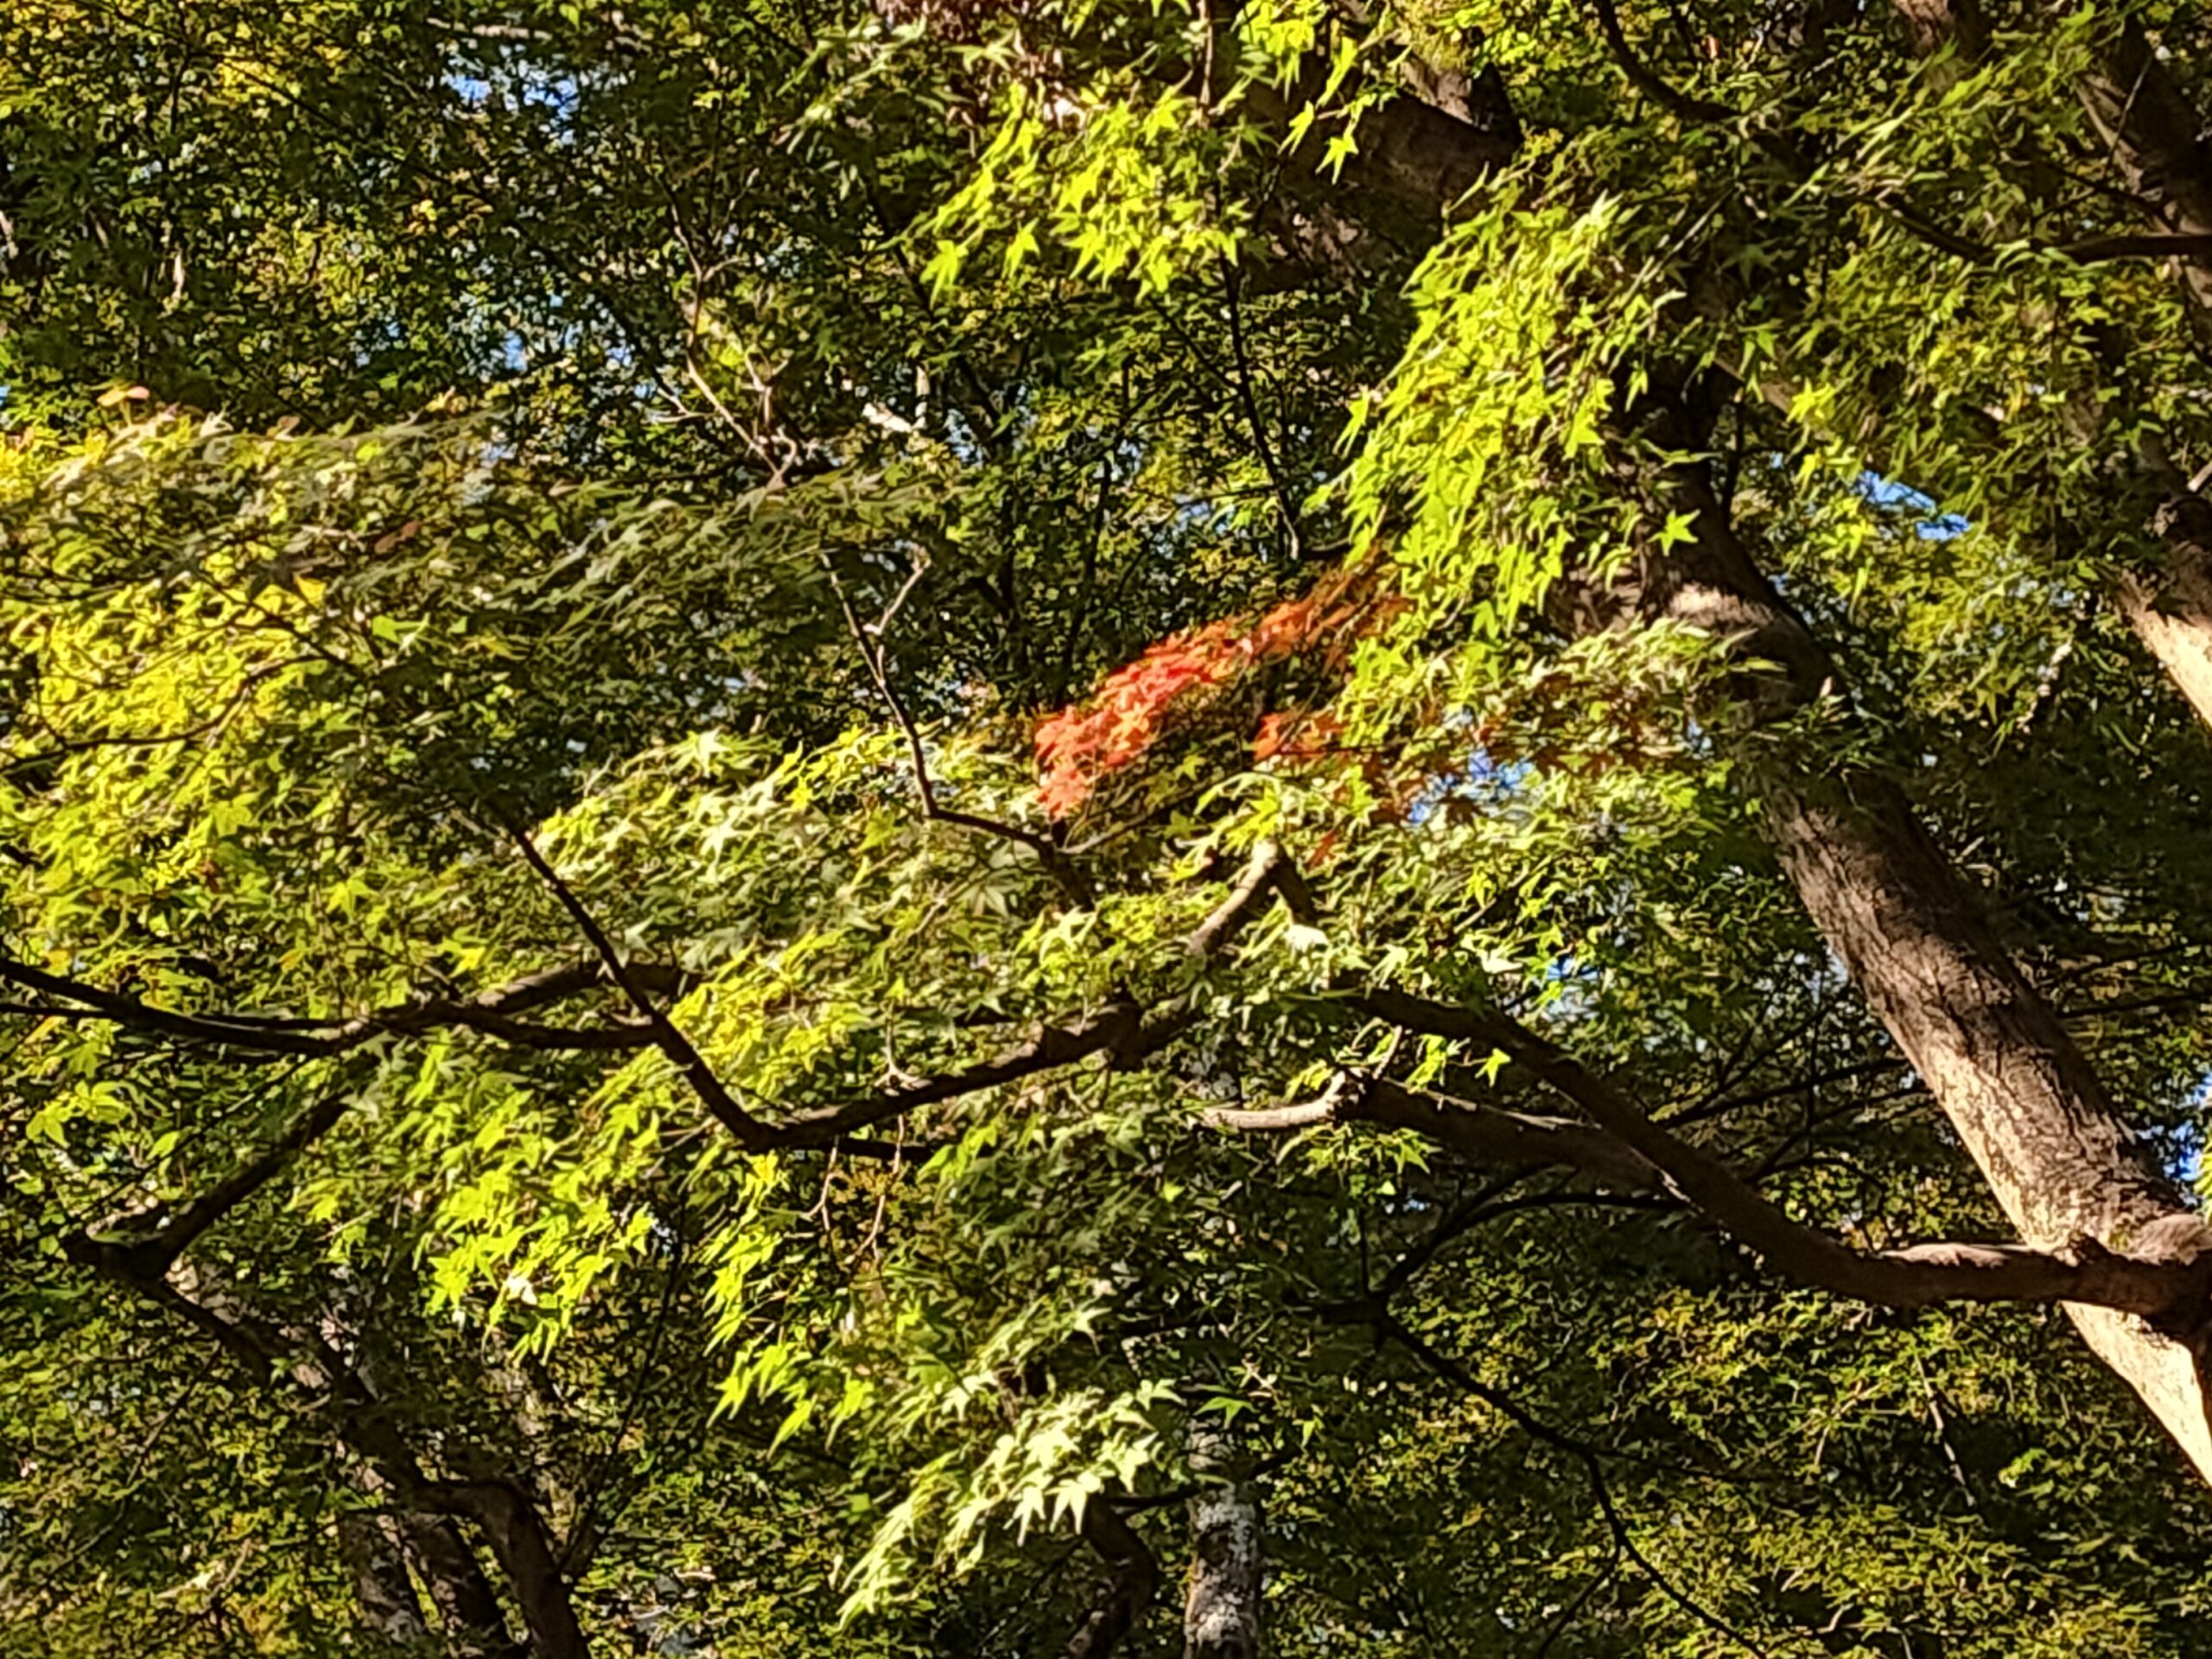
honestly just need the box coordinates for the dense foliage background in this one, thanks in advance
[10,0,2212,1655]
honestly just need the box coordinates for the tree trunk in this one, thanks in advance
[337,1505,433,1650]
[338,1458,520,1656]
[67,1248,574,1658]
[2113,497,2212,734]
[1182,1423,1263,1659]
[2071,14,2212,329]
[1582,393,2212,1478]
[436,1481,594,1659]
[1891,0,1986,66]
[400,1511,524,1656]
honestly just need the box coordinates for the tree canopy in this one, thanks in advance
[10,0,2212,1655]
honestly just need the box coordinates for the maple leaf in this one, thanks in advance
[1033,563,1393,814]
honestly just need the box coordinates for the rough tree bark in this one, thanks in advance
[2113,489,2212,735]
[1182,1422,1263,1659]
[1181,2,2212,1481]
[1584,389,2212,1478]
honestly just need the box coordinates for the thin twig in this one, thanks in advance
[1529,1539,1623,1659]
[1219,260,1303,561]
[1380,1314,1773,1658]
[821,556,1095,906]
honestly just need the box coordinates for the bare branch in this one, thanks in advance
[1188,839,1289,961]
[1373,1311,1773,1657]
[822,556,1094,905]
[1207,1074,1663,1194]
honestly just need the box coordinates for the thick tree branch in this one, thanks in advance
[0,952,679,1058]
[1491,1012,2208,1317]
[1064,1501,1160,1659]
[1206,1074,1662,1194]
[415,1481,591,1659]
[73,1089,355,1281]
[64,1242,581,1657]
[2069,16,2212,327]
[781,842,1294,1145]
[1188,839,1291,962]
[12,836,1301,1174]
[1587,0,1734,124]
[774,997,1146,1147]
[1212,1020,2212,1321]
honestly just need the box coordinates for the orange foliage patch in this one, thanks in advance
[1033,564,1396,816]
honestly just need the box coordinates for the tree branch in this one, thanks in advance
[67,1238,587,1659]
[1206,1074,1663,1195]
[822,556,1094,905]
[1595,0,2205,277]
[1188,839,1291,961]
[74,1089,356,1281]
[497,812,775,1150]
[1064,1501,1160,1659]
[1587,0,1735,124]
[0,953,681,1058]
[779,841,1295,1147]
[774,997,1145,1148]
[17,829,1302,1165]
[1373,1311,1773,1657]
[1472,1007,2211,1319]
[1218,997,2212,1321]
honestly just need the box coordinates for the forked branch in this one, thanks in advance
[1214,1000,2212,1323]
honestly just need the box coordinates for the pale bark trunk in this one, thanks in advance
[1586,397,2212,1478]
[1182,1424,1263,1659]
[2114,508,2212,734]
